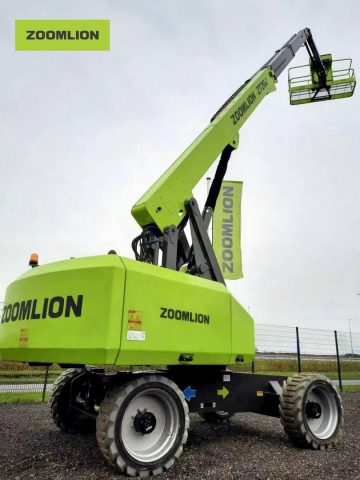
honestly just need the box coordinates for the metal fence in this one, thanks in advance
[255,324,360,357]
[0,320,359,403]
[0,362,61,403]
[253,324,360,392]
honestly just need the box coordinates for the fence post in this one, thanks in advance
[296,326,301,373]
[334,330,343,393]
[42,366,50,402]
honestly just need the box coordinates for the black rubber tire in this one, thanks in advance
[279,373,343,449]
[199,411,234,423]
[50,368,96,433]
[96,375,189,477]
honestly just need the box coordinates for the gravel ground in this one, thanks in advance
[0,394,359,480]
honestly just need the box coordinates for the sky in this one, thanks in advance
[0,0,359,333]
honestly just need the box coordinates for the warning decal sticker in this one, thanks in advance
[19,328,29,347]
[127,310,142,330]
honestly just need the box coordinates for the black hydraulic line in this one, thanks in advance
[184,149,234,276]
[204,144,235,211]
[304,32,327,88]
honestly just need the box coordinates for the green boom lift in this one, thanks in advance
[0,28,356,477]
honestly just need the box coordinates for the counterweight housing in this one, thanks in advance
[0,255,254,366]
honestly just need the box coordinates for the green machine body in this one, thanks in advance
[0,255,254,366]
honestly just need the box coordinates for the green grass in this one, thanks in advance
[235,358,360,373]
[0,372,50,377]
[342,385,360,393]
[0,392,49,404]
[0,362,61,385]
[0,374,60,384]
[233,358,360,382]
[252,371,360,380]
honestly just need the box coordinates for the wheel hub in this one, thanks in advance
[133,410,157,434]
[306,400,322,419]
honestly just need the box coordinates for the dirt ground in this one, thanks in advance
[0,394,359,480]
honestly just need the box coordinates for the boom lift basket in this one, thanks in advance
[288,55,356,105]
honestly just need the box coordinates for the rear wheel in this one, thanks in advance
[50,368,96,433]
[279,373,343,449]
[96,375,189,477]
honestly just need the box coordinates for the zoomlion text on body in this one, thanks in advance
[160,307,210,324]
[1,295,83,323]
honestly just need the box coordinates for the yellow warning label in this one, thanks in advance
[127,310,142,330]
[19,328,29,347]
[256,390,264,397]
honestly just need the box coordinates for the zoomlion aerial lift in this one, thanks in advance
[0,28,356,477]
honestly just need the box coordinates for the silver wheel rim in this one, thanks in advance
[305,384,339,439]
[120,387,180,463]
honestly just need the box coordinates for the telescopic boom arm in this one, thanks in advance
[130,29,343,282]
[132,28,324,233]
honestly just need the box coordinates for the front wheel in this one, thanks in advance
[96,375,189,477]
[279,373,343,449]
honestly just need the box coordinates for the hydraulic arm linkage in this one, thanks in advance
[131,29,336,283]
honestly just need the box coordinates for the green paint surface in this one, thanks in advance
[0,255,254,366]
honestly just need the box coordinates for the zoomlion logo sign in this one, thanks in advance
[1,295,83,323]
[160,307,210,325]
[15,20,110,51]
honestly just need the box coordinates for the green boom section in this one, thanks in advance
[132,67,277,231]
[0,256,254,365]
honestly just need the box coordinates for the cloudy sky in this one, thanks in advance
[1,0,359,333]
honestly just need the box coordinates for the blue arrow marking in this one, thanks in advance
[183,385,197,401]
